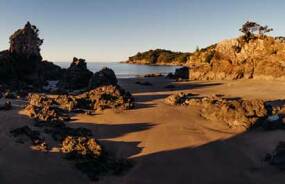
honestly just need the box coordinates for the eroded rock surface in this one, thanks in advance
[165,93,272,128]
[188,36,285,80]
[78,85,135,111]
[15,85,134,180]
[61,136,102,159]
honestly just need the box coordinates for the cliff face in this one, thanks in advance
[187,36,285,80]
[126,49,191,66]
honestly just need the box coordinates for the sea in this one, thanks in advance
[55,62,180,78]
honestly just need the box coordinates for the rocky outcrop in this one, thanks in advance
[0,22,64,89]
[61,136,102,159]
[88,67,117,89]
[165,93,271,128]
[20,86,134,180]
[9,21,43,58]
[188,36,285,80]
[126,49,191,66]
[25,94,70,123]
[167,66,190,80]
[77,85,135,111]
[59,57,93,90]
[26,84,134,116]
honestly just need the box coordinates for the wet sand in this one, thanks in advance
[1,77,285,184]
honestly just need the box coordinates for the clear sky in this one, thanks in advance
[0,0,284,62]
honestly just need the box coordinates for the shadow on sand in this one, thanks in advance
[4,85,285,183]
[119,77,223,104]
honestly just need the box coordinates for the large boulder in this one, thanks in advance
[88,67,118,89]
[174,66,189,79]
[59,57,93,90]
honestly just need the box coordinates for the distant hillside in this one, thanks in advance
[126,49,191,66]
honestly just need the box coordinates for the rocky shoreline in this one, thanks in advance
[2,22,285,183]
[0,22,136,181]
[127,22,285,82]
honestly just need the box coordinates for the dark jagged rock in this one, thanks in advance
[174,66,189,79]
[39,60,64,81]
[9,21,42,58]
[166,72,175,79]
[88,67,117,89]
[0,22,64,89]
[59,57,93,90]
[166,67,189,80]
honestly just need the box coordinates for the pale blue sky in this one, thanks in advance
[0,0,284,62]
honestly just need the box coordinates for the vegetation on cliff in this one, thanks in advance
[127,49,191,65]
[187,21,285,80]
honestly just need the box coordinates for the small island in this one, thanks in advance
[125,49,191,66]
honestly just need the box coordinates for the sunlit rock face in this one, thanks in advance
[9,21,43,58]
[187,35,285,80]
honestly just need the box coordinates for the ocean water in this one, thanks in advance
[55,62,180,78]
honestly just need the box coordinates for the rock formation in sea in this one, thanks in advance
[126,49,191,66]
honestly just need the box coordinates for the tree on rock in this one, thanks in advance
[9,21,43,58]
[239,21,273,41]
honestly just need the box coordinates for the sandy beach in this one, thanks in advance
[1,77,285,184]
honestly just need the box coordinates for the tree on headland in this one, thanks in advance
[239,21,273,41]
[9,21,43,58]
[196,46,200,52]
